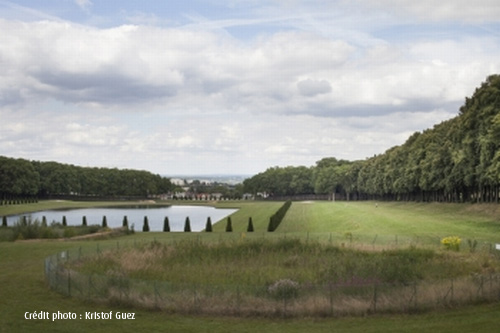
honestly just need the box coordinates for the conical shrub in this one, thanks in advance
[184,216,191,232]
[247,217,254,232]
[205,217,212,232]
[163,216,170,232]
[226,216,233,232]
[143,216,150,232]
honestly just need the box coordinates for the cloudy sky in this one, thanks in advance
[1,1,500,176]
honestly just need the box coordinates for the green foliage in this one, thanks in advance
[205,216,212,232]
[467,239,478,253]
[102,215,108,228]
[268,200,292,231]
[1,216,6,227]
[247,217,254,232]
[225,216,233,232]
[82,215,87,226]
[184,216,191,232]
[268,279,300,300]
[242,75,500,203]
[163,216,170,232]
[122,216,128,228]
[62,215,67,227]
[142,216,149,232]
[0,155,174,199]
[8,216,103,241]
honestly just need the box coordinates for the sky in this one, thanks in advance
[1,1,500,176]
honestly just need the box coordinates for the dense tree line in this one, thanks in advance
[244,75,500,203]
[0,157,174,200]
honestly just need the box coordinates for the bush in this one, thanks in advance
[205,217,212,232]
[143,216,150,232]
[13,217,41,240]
[268,200,292,232]
[1,216,7,227]
[184,217,191,232]
[82,216,87,226]
[441,236,461,251]
[62,216,67,227]
[102,216,108,228]
[247,217,254,232]
[122,216,128,228]
[268,279,300,300]
[163,216,170,232]
[467,239,478,253]
[225,216,232,232]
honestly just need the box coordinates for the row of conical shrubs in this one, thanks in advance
[2,214,256,232]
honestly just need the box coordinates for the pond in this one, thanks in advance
[7,205,238,232]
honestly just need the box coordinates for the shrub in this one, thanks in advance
[62,216,67,227]
[122,216,128,228]
[102,216,108,228]
[184,217,191,232]
[441,236,461,251]
[268,200,292,232]
[225,216,232,232]
[82,216,87,226]
[205,217,212,232]
[41,216,47,227]
[467,239,478,253]
[268,279,300,300]
[247,217,254,232]
[1,216,7,227]
[143,216,150,232]
[13,217,41,240]
[163,216,170,232]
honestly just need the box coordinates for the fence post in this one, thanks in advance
[283,291,287,318]
[236,285,241,315]
[477,276,484,299]
[408,282,417,311]
[371,284,378,313]
[329,283,334,316]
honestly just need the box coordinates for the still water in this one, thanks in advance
[8,205,238,232]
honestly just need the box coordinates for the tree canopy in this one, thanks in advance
[0,158,173,200]
[244,75,500,203]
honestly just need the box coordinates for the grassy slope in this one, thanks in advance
[211,201,284,232]
[279,201,500,245]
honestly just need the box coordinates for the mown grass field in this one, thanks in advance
[279,201,500,246]
[1,200,500,332]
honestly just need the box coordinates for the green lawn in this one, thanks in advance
[2,200,500,332]
[279,201,500,246]
[211,201,284,232]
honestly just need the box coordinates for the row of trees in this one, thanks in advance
[0,157,174,200]
[244,75,500,203]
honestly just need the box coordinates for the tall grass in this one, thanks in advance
[67,238,499,288]
[53,238,500,317]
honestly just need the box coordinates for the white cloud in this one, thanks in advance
[1,1,500,175]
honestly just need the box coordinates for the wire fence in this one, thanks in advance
[44,240,500,318]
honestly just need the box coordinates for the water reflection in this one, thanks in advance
[8,205,237,232]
